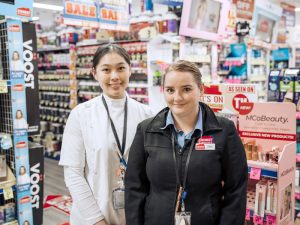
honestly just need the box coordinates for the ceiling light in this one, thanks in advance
[33,3,63,11]
[295,8,300,12]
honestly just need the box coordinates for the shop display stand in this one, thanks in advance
[37,46,76,160]
[295,112,300,222]
[239,102,296,225]
[0,20,32,224]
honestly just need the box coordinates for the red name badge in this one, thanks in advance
[195,136,215,151]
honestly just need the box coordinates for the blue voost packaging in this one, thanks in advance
[279,69,296,102]
[267,69,281,102]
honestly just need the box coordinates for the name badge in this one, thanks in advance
[195,136,215,151]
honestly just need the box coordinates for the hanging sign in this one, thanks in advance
[63,0,99,27]
[281,2,295,28]
[233,0,255,20]
[152,0,183,7]
[99,0,130,31]
[0,0,33,20]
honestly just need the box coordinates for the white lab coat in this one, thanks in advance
[59,94,153,225]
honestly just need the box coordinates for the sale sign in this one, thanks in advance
[233,0,255,20]
[63,0,99,27]
[99,0,130,31]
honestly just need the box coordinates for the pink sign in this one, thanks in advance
[245,208,250,220]
[250,167,261,180]
[266,214,276,225]
[253,215,264,225]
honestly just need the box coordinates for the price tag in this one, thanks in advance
[3,187,14,200]
[0,80,8,94]
[250,167,261,180]
[245,208,250,221]
[253,214,264,225]
[266,214,276,225]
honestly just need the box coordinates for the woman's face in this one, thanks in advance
[13,52,19,61]
[163,71,201,118]
[16,111,22,119]
[20,167,26,175]
[93,52,131,99]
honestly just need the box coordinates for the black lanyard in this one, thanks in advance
[102,95,128,166]
[172,132,196,212]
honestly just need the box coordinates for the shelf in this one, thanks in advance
[76,39,141,47]
[37,46,70,52]
[247,160,278,179]
[128,83,148,88]
[129,94,148,99]
[78,91,100,96]
[249,76,266,82]
[181,55,211,63]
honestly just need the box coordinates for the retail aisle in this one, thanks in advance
[44,158,71,224]
[44,158,68,196]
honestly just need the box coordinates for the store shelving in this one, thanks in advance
[76,41,149,104]
[37,46,76,160]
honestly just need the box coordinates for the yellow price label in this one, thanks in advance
[3,187,14,200]
[0,81,8,94]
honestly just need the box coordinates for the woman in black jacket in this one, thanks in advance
[125,60,248,225]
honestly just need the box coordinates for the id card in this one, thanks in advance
[112,187,125,210]
[175,212,191,225]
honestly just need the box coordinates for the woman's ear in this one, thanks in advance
[91,68,97,81]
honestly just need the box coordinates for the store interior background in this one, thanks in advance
[2,0,300,224]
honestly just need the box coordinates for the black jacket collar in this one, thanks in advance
[146,102,222,135]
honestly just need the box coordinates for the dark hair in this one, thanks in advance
[92,44,131,69]
[12,51,20,60]
[162,60,202,88]
[16,109,23,119]
[23,220,30,225]
[19,166,26,175]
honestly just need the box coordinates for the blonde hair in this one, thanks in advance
[162,60,203,88]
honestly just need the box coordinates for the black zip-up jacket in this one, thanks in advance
[125,102,248,225]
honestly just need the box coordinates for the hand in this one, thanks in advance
[94,219,107,225]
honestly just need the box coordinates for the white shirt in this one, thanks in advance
[11,60,24,71]
[18,174,30,185]
[59,94,154,225]
[14,118,28,129]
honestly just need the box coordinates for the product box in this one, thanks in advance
[292,69,300,110]
[279,69,297,102]
[267,69,281,102]
[255,181,267,217]
[29,142,44,225]
[266,180,277,214]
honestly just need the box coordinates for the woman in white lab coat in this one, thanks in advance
[13,110,28,130]
[59,44,153,225]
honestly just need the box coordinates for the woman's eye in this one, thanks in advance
[183,87,192,92]
[118,67,126,71]
[165,88,174,94]
[102,68,110,73]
